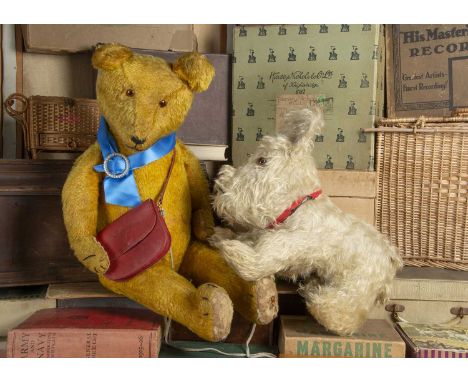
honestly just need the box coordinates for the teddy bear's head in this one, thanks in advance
[92,44,215,153]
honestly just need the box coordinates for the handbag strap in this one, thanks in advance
[156,148,176,205]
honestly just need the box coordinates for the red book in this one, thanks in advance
[7,308,161,358]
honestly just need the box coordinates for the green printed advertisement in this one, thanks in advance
[232,24,385,170]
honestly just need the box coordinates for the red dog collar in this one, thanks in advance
[267,189,322,229]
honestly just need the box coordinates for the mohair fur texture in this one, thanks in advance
[210,108,403,336]
[62,44,278,342]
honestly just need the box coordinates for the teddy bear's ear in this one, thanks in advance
[278,107,324,148]
[172,52,215,93]
[92,43,133,71]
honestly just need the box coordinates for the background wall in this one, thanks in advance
[1,24,226,158]
[2,25,17,159]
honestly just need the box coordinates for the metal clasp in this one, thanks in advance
[103,152,130,179]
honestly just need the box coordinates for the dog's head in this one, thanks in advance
[213,107,324,230]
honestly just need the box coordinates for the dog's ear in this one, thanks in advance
[278,107,324,150]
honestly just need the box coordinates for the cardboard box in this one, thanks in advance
[369,267,468,327]
[279,315,405,357]
[386,24,468,117]
[331,197,374,225]
[319,170,376,224]
[449,56,468,109]
[23,52,95,98]
[194,25,226,54]
[232,24,385,169]
[396,322,468,358]
[22,24,197,53]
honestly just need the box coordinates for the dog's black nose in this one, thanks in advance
[131,135,146,145]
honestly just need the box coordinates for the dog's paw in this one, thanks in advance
[216,239,264,281]
[208,226,236,247]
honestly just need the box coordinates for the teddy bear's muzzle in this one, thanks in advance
[131,135,146,145]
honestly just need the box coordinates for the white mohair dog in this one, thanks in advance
[210,108,402,336]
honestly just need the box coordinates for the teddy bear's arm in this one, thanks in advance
[178,141,214,241]
[62,142,109,274]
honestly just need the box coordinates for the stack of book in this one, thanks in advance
[6,307,162,358]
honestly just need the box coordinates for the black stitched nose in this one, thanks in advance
[131,136,146,145]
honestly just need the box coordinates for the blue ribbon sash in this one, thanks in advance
[94,117,176,208]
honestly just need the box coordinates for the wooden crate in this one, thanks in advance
[0,160,96,286]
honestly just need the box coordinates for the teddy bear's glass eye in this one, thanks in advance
[126,89,135,97]
[159,100,167,108]
[256,157,268,166]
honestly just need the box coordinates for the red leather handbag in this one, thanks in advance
[96,151,175,281]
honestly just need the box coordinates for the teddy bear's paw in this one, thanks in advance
[192,209,215,242]
[251,277,279,325]
[196,283,233,341]
[76,238,110,275]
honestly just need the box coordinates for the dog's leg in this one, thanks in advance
[300,276,376,336]
[211,229,300,281]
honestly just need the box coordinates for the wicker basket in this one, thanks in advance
[4,93,99,159]
[372,113,468,270]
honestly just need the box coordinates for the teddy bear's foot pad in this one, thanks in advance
[196,283,233,342]
[253,277,278,325]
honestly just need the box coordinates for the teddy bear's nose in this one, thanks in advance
[131,135,146,145]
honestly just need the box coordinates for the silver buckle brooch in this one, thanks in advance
[103,152,130,179]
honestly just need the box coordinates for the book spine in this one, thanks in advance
[282,337,405,358]
[7,328,160,358]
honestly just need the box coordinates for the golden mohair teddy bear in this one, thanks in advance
[62,44,278,342]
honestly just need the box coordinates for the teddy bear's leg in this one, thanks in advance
[300,277,374,336]
[99,265,233,342]
[179,241,278,325]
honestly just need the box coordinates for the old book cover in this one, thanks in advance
[387,24,468,117]
[396,322,468,358]
[279,315,405,357]
[232,24,385,170]
[185,144,228,161]
[7,308,161,358]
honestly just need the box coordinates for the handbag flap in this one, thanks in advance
[96,199,158,257]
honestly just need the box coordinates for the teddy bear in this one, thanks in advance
[62,44,278,342]
[210,108,402,336]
